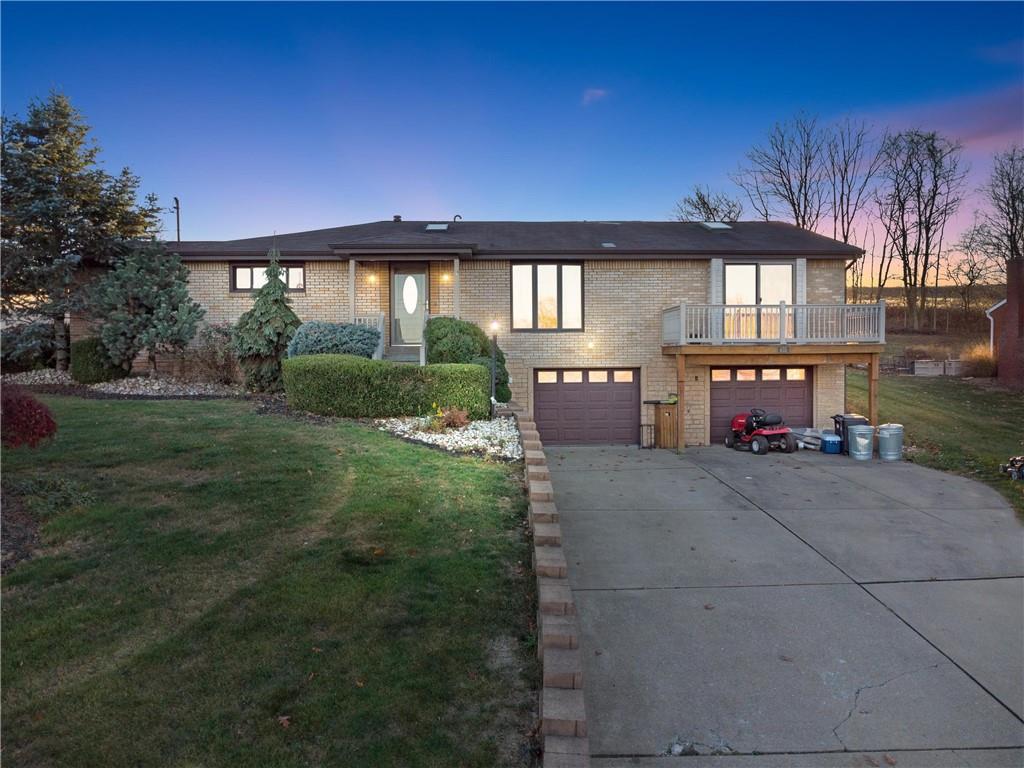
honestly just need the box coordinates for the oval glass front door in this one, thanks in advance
[402,275,419,315]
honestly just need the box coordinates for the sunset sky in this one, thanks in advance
[2,2,1022,242]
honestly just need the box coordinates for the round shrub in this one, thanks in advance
[1,320,55,373]
[70,337,129,384]
[286,321,381,359]
[2,386,57,448]
[282,355,490,420]
[961,341,997,378]
[424,317,511,402]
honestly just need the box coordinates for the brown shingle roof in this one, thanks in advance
[167,220,863,260]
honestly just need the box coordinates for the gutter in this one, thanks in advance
[986,299,1007,354]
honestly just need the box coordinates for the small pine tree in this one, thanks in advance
[231,254,301,392]
[90,241,205,373]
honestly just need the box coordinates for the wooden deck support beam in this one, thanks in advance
[868,352,880,427]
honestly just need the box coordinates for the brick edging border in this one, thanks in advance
[500,404,590,768]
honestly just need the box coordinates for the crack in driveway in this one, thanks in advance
[831,663,943,750]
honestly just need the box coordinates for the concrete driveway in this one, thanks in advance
[546,446,1024,767]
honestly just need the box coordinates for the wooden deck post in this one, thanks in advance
[868,352,880,427]
[676,354,686,451]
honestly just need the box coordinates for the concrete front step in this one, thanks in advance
[538,577,575,615]
[543,647,584,689]
[539,612,579,651]
[534,545,568,578]
[533,522,562,546]
[529,479,555,502]
[541,687,588,737]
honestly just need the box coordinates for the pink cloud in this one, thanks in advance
[581,87,609,106]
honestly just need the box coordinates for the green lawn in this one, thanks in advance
[2,397,536,767]
[848,370,1024,514]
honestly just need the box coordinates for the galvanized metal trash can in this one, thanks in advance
[847,424,875,461]
[877,423,904,462]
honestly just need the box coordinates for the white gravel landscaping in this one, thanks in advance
[89,376,243,397]
[376,415,523,460]
[1,369,75,386]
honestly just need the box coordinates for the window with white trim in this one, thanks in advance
[231,264,305,292]
[511,263,583,330]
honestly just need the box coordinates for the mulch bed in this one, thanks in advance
[16,383,249,402]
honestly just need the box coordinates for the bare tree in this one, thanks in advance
[673,185,743,222]
[978,145,1024,264]
[732,113,829,229]
[874,130,967,330]
[826,118,884,244]
[947,222,1004,318]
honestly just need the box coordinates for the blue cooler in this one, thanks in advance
[821,433,842,454]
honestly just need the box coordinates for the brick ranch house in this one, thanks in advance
[148,218,885,447]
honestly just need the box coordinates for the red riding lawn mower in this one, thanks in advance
[724,408,797,455]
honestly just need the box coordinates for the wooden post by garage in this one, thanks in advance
[868,352,880,427]
[675,354,686,451]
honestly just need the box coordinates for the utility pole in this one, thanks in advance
[172,197,181,241]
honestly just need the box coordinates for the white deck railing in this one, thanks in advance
[354,312,386,359]
[661,302,885,345]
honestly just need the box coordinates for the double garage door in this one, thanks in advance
[710,366,813,443]
[534,368,640,445]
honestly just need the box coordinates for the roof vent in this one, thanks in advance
[601,242,616,248]
[393,214,402,222]
[700,221,732,231]
[425,223,449,231]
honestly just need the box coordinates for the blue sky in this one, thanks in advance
[3,2,1022,240]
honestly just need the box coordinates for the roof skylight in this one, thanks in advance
[700,221,732,231]
[425,223,449,231]
[601,242,616,248]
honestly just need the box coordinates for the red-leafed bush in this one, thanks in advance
[2,386,57,448]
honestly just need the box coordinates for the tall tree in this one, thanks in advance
[947,222,1004,318]
[732,113,829,229]
[89,242,205,374]
[1,92,161,369]
[874,130,967,330]
[826,118,884,245]
[978,146,1024,264]
[673,185,743,222]
[231,255,301,392]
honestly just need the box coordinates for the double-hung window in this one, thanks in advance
[231,264,305,292]
[511,263,583,331]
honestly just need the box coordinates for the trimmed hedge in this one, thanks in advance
[282,354,490,420]
[424,316,511,402]
[70,337,129,384]
[286,321,380,359]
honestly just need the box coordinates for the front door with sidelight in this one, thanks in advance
[392,267,427,345]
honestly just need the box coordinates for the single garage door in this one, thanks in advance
[534,368,640,445]
[709,366,813,443]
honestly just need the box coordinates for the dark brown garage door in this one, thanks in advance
[709,366,813,443]
[534,368,640,445]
